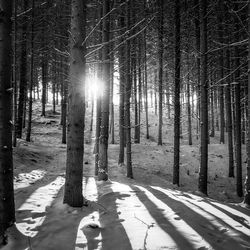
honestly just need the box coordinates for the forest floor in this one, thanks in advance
[2,101,250,250]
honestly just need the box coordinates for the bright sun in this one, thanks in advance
[86,77,103,98]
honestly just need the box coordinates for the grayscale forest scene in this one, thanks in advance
[0,0,250,249]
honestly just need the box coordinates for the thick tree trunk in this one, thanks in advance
[17,0,28,138]
[26,0,35,142]
[198,0,208,195]
[98,0,111,181]
[63,0,86,207]
[125,0,133,178]
[244,0,250,205]
[0,0,15,241]
[12,0,17,147]
[173,0,181,186]
[234,3,243,197]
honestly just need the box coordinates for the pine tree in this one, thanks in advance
[98,0,111,181]
[63,0,87,207]
[173,0,181,186]
[0,0,15,242]
[198,0,208,195]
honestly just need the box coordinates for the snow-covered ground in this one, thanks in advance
[2,102,250,250]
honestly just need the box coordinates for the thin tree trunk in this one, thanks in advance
[194,0,200,141]
[125,0,133,178]
[41,57,47,117]
[225,46,234,177]
[217,1,225,144]
[187,53,192,145]
[144,28,149,139]
[94,3,103,174]
[118,14,125,164]
[157,0,163,146]
[110,57,115,144]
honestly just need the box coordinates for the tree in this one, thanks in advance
[125,0,133,178]
[0,0,15,242]
[118,0,126,166]
[98,0,111,181]
[16,0,28,138]
[243,1,250,206]
[26,0,35,142]
[157,0,163,146]
[234,2,243,197]
[198,0,208,195]
[173,0,181,186]
[63,0,87,207]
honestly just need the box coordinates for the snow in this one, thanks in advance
[2,102,250,250]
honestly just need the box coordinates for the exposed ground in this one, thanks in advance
[2,101,250,250]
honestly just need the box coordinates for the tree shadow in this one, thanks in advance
[147,186,250,250]
[15,174,61,209]
[205,200,250,230]
[130,185,196,250]
[96,183,133,250]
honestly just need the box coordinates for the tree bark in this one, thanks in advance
[173,0,181,186]
[198,0,208,195]
[157,0,163,146]
[0,0,15,241]
[17,0,28,138]
[63,0,86,207]
[98,0,111,181]
[26,0,35,142]
[244,0,250,205]
[125,0,133,178]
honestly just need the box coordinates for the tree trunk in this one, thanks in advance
[0,0,15,241]
[217,1,225,144]
[41,57,47,117]
[26,0,35,142]
[225,46,234,178]
[198,0,208,195]
[187,53,192,145]
[125,0,133,178]
[118,5,125,164]
[234,3,243,197]
[157,0,163,146]
[244,0,250,205]
[98,0,111,181]
[94,3,103,175]
[63,0,86,207]
[173,0,181,186]
[12,0,17,147]
[17,0,28,138]
[194,0,200,140]
[144,28,149,139]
